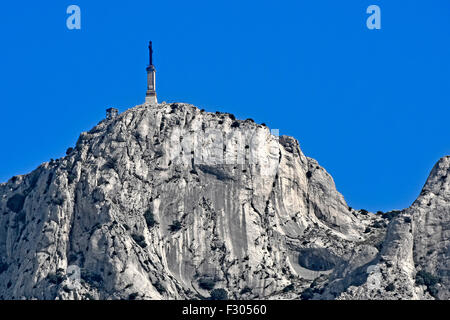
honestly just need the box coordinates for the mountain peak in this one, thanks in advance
[0,102,448,300]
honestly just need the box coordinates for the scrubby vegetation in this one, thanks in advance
[198,277,216,290]
[382,210,401,221]
[128,292,139,300]
[169,220,182,232]
[131,234,147,248]
[231,121,240,128]
[415,270,440,297]
[81,269,103,287]
[385,283,395,291]
[300,288,314,300]
[210,288,228,300]
[144,209,156,228]
[153,281,165,294]
[102,158,117,171]
[67,172,77,184]
[282,284,295,293]
[416,270,439,287]
[47,270,65,285]
[239,287,252,295]
[372,220,386,228]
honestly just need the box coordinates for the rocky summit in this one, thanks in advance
[0,103,448,300]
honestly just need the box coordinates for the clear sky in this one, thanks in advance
[0,1,449,212]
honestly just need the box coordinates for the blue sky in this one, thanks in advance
[0,1,449,212]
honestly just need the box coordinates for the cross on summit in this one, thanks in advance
[145,41,157,105]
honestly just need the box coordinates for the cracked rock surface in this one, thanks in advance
[0,103,448,300]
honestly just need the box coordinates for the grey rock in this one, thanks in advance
[0,103,447,300]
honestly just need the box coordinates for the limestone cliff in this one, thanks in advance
[0,103,447,300]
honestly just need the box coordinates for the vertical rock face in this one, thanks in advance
[409,157,449,299]
[332,157,450,300]
[0,103,448,300]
